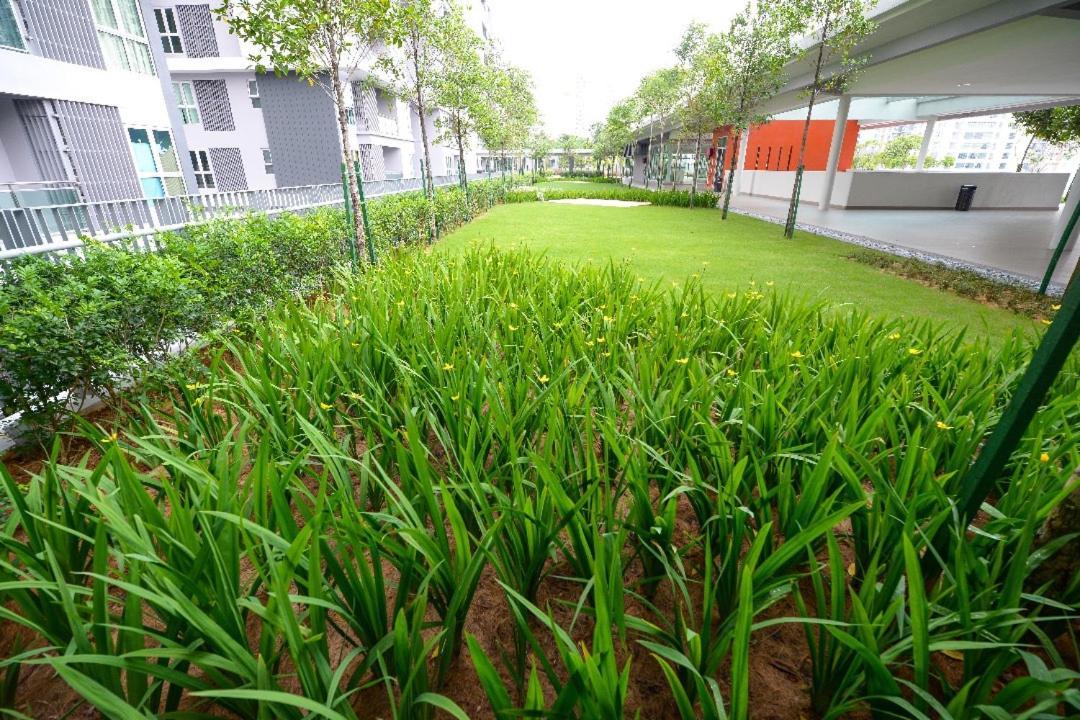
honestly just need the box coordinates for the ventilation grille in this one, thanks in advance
[208,147,247,191]
[358,144,385,182]
[353,82,378,131]
[176,4,219,57]
[20,0,106,68]
[193,79,235,131]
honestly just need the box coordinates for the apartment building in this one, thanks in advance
[149,0,488,193]
[0,0,493,206]
[0,0,195,204]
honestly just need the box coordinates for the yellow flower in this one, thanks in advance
[907,348,923,356]
[598,304,606,310]
[1051,304,1061,311]
[538,374,549,383]
[345,392,364,401]
[691,273,700,279]
[726,292,737,299]
[442,362,454,371]
[451,393,460,401]
[603,315,614,323]
[509,302,518,309]
[602,351,611,358]
[351,342,360,348]
[726,368,737,378]
[585,340,594,347]
[319,402,333,410]
[1039,452,1050,463]
[508,324,518,331]
[935,420,953,430]
[596,336,605,344]
[766,280,774,287]
[1040,319,1052,326]
[887,332,901,341]
[553,322,564,329]
[397,300,405,308]
[102,431,119,443]
[681,312,689,318]
[790,350,804,359]
[676,357,689,365]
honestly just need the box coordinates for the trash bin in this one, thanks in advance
[955,184,977,211]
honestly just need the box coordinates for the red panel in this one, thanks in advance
[705,120,860,185]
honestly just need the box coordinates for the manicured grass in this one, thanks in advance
[440,202,1040,340]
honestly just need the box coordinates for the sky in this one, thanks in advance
[492,0,742,138]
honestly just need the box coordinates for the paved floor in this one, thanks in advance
[729,194,1077,290]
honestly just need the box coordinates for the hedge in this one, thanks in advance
[0,179,509,438]
[507,185,719,209]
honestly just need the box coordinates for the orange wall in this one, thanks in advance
[707,120,859,186]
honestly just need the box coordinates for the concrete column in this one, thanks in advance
[817,94,851,210]
[915,118,937,171]
[733,127,750,195]
[1052,169,1080,251]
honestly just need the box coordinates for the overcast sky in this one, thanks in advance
[492,0,741,137]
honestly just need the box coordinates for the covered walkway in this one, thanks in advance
[729,194,1076,293]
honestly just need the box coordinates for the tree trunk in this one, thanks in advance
[411,31,436,243]
[456,125,470,218]
[1016,135,1035,172]
[671,137,682,191]
[784,16,829,239]
[643,115,655,189]
[722,130,742,220]
[329,51,366,261]
[690,133,702,208]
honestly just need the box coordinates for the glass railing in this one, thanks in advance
[0,181,81,210]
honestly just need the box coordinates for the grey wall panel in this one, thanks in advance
[53,101,142,201]
[193,79,234,131]
[260,72,341,187]
[176,4,218,57]
[15,99,71,183]
[21,0,105,68]
[208,147,247,191]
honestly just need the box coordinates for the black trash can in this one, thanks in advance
[955,184,977,211]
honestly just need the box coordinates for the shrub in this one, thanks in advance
[508,185,719,209]
[0,209,349,437]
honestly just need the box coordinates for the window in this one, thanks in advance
[0,0,25,50]
[190,150,215,188]
[248,79,261,108]
[445,155,452,176]
[154,8,182,53]
[128,128,185,197]
[173,81,200,124]
[91,0,154,74]
[262,148,273,174]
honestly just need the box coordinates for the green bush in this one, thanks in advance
[0,209,348,437]
[510,185,718,208]
[536,175,621,184]
[366,179,508,253]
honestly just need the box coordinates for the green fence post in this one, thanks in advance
[341,162,358,268]
[925,263,1079,578]
[1038,196,1080,295]
[353,161,376,264]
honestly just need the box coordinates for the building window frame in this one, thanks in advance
[173,81,200,124]
[262,148,273,175]
[190,149,216,189]
[248,79,261,108]
[0,0,27,51]
[154,7,183,54]
[127,127,185,197]
[91,0,155,74]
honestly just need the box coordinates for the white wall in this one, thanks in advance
[838,171,1068,209]
[742,171,826,203]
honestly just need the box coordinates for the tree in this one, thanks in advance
[853,134,933,169]
[635,68,683,189]
[556,133,588,174]
[674,23,721,206]
[593,98,638,179]
[432,4,489,210]
[526,130,554,178]
[1013,105,1080,172]
[378,0,442,242]
[782,0,875,238]
[218,0,392,261]
[711,0,800,218]
[475,55,536,180]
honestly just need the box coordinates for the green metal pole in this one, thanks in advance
[341,163,358,268]
[925,261,1079,578]
[353,161,376,264]
[1038,195,1080,295]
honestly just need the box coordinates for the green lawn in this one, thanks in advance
[440,202,1039,341]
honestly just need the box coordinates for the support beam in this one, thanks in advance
[817,94,851,210]
[915,117,937,170]
[733,126,750,195]
[1050,171,1080,251]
